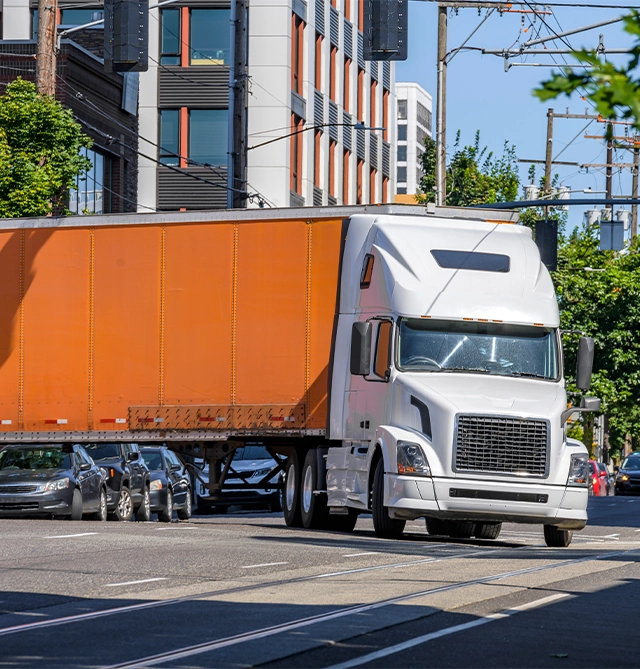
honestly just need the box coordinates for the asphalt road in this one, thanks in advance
[0,496,638,668]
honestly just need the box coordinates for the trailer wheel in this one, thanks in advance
[473,522,502,540]
[300,450,328,529]
[544,525,573,547]
[372,459,405,539]
[283,451,303,527]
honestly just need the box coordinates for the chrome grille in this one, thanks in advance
[0,484,39,494]
[454,415,548,477]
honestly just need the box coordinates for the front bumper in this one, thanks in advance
[0,490,74,516]
[615,478,640,495]
[150,488,169,512]
[384,473,588,529]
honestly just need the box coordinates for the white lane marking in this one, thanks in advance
[105,578,168,588]
[45,533,98,539]
[343,552,380,557]
[154,526,197,530]
[326,593,572,669]
[603,533,620,538]
[241,562,288,569]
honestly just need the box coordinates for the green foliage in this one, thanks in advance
[554,228,640,457]
[534,12,640,128]
[418,131,520,206]
[519,167,568,233]
[0,78,92,218]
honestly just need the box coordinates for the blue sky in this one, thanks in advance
[396,1,637,230]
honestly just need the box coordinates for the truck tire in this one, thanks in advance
[544,525,573,547]
[325,509,358,532]
[284,451,303,527]
[372,459,405,539]
[425,518,448,536]
[300,450,328,529]
[446,521,474,538]
[135,486,151,522]
[473,522,502,540]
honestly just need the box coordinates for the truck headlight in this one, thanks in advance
[567,454,588,486]
[43,477,70,492]
[397,441,431,476]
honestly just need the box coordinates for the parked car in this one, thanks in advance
[597,462,613,496]
[588,460,603,496]
[140,446,192,522]
[615,453,640,495]
[196,444,283,514]
[84,443,150,521]
[0,444,107,520]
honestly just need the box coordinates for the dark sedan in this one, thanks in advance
[615,453,640,495]
[0,444,107,520]
[140,447,191,522]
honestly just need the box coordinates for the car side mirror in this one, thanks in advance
[576,336,595,391]
[170,463,181,472]
[350,322,371,376]
[79,462,91,471]
[128,451,139,461]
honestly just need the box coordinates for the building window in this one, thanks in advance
[190,9,230,65]
[290,114,304,194]
[292,15,304,95]
[416,126,428,147]
[397,99,407,120]
[343,58,351,112]
[397,166,407,183]
[397,145,406,162]
[315,33,322,90]
[417,102,432,132]
[189,109,228,166]
[160,9,181,65]
[159,109,181,165]
[343,150,350,204]
[60,8,103,26]
[69,147,107,215]
[398,124,407,141]
[397,186,407,194]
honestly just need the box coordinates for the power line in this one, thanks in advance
[414,1,640,9]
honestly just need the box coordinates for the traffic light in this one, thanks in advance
[104,0,148,72]
[535,219,558,272]
[363,0,408,61]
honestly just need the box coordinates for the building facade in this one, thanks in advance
[395,81,431,197]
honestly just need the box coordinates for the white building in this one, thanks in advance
[395,81,432,196]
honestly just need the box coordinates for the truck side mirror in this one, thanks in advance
[576,336,595,391]
[350,322,371,376]
[580,396,600,412]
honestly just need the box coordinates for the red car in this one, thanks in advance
[589,460,611,496]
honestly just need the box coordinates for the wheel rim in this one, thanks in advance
[118,491,132,518]
[144,490,150,515]
[167,492,172,515]
[302,465,313,514]
[185,492,191,514]
[100,492,107,519]
[286,464,296,511]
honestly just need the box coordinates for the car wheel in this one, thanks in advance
[177,488,192,520]
[473,522,502,540]
[544,525,573,547]
[113,486,133,521]
[91,488,108,522]
[283,451,303,527]
[269,490,283,513]
[70,488,83,521]
[372,458,405,539]
[135,486,151,522]
[447,521,475,539]
[425,519,449,536]
[158,489,173,523]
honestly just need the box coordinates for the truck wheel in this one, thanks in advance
[70,489,83,521]
[284,452,303,527]
[135,487,151,522]
[474,522,502,540]
[544,525,573,547]
[425,519,448,536]
[447,521,474,538]
[112,487,133,521]
[325,509,358,532]
[372,459,405,539]
[300,450,328,529]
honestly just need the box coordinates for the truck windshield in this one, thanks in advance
[398,318,559,380]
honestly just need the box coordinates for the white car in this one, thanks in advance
[195,445,283,514]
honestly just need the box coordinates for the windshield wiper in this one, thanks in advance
[441,367,491,374]
[508,371,549,379]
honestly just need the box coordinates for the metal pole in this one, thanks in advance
[435,4,447,206]
[36,0,58,95]
[633,146,639,240]
[606,124,613,202]
[544,108,553,222]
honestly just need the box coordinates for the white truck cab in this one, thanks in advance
[322,214,596,547]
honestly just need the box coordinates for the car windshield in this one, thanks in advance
[141,451,163,471]
[397,318,559,380]
[84,443,120,460]
[622,456,640,471]
[0,448,71,471]
[235,446,271,460]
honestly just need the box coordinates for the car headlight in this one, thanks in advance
[252,467,272,478]
[621,474,629,482]
[397,441,431,476]
[100,467,110,480]
[150,480,163,491]
[567,454,588,486]
[43,477,70,492]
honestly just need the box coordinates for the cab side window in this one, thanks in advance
[373,321,392,379]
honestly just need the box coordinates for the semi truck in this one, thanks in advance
[0,204,598,546]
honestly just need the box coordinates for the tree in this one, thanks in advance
[419,131,520,206]
[534,12,640,128]
[0,78,92,218]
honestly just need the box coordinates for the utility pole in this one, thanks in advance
[435,4,447,206]
[633,146,639,239]
[544,108,554,195]
[36,0,58,96]
[606,123,613,201]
